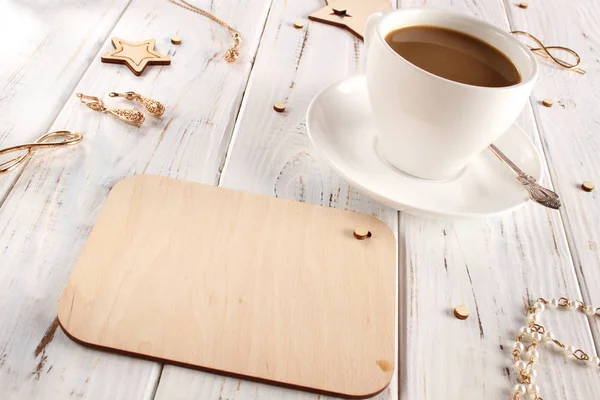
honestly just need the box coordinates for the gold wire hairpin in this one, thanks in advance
[511,31,586,75]
[0,131,83,175]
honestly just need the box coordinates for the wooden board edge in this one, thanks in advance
[117,174,397,241]
[56,313,392,399]
[56,174,396,398]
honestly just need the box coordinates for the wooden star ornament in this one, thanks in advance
[101,38,171,76]
[309,0,391,40]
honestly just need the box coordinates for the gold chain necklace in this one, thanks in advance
[510,297,600,399]
[167,0,241,63]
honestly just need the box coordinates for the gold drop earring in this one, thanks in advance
[76,93,145,127]
[109,91,165,118]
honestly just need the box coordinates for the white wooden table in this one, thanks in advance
[1,0,599,399]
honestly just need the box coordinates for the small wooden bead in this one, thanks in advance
[542,99,553,107]
[581,181,595,192]
[454,305,470,320]
[273,102,286,112]
[518,2,528,8]
[293,20,304,29]
[171,36,182,45]
[353,227,371,240]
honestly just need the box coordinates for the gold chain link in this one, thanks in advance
[167,0,241,63]
[510,297,600,400]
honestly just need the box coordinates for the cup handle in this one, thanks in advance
[364,12,384,48]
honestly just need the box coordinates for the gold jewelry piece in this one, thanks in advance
[109,91,165,118]
[509,297,600,399]
[167,0,241,63]
[511,31,586,75]
[0,131,83,175]
[76,93,145,126]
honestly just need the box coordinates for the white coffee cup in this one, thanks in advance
[365,8,538,181]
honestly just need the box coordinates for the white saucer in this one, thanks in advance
[306,75,543,218]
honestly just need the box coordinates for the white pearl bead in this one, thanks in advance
[519,326,530,334]
[568,301,578,310]
[526,393,537,400]
[529,368,538,380]
[548,299,558,309]
[514,360,527,370]
[528,313,540,323]
[584,306,595,316]
[591,356,600,366]
[544,331,556,342]
[527,383,540,394]
[528,349,540,360]
[513,384,527,395]
[534,302,546,312]
[513,342,525,352]
[533,333,543,342]
[566,345,576,354]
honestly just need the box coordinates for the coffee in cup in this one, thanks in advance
[365,9,538,180]
[384,26,521,88]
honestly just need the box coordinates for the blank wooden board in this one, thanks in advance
[58,175,396,398]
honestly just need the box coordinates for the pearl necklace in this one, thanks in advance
[511,297,599,399]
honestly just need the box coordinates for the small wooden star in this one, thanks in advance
[309,0,392,40]
[101,38,171,76]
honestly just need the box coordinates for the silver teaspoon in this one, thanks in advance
[489,144,561,210]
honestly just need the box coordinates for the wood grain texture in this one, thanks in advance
[502,0,600,341]
[58,175,396,398]
[0,1,164,399]
[218,0,600,398]
[396,0,600,398]
[0,0,272,398]
[155,0,400,399]
[1,0,600,399]
[0,0,132,199]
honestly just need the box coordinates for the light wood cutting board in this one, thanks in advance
[58,175,396,398]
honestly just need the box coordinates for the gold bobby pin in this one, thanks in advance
[511,31,586,75]
[0,131,83,175]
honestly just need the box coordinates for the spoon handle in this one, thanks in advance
[489,144,562,210]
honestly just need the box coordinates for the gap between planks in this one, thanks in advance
[498,0,600,356]
[0,0,135,212]
[147,0,277,397]
[216,0,276,187]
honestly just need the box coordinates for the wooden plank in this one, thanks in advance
[154,0,400,399]
[0,0,272,398]
[58,175,396,398]
[395,0,600,398]
[0,0,131,199]
[0,2,163,399]
[502,0,600,337]
[189,0,600,398]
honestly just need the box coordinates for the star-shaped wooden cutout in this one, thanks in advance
[309,0,392,40]
[331,8,351,18]
[101,38,171,76]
